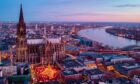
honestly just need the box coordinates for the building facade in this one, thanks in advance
[16,5,28,63]
[16,5,65,64]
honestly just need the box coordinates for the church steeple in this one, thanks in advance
[17,4,26,37]
[19,4,24,23]
[16,4,28,63]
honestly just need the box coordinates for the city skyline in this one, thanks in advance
[0,0,140,22]
[0,1,140,83]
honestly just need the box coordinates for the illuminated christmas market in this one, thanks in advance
[30,64,61,83]
[0,0,140,84]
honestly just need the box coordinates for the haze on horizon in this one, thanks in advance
[0,0,140,22]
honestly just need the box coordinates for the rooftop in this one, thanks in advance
[65,45,80,51]
[115,62,140,70]
[64,59,83,68]
[85,69,103,75]
[27,39,45,44]
[78,55,96,63]
[100,54,129,61]
[79,52,99,58]
[122,62,140,70]
[62,69,78,76]
[47,38,61,44]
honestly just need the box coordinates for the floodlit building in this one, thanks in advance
[115,62,140,77]
[16,5,65,64]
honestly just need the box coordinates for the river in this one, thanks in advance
[78,26,140,48]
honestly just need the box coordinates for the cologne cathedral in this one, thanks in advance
[16,5,65,65]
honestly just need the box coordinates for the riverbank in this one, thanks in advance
[106,28,140,41]
[78,26,140,48]
[77,26,114,49]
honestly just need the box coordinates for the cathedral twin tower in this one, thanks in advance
[16,5,28,63]
[16,5,65,64]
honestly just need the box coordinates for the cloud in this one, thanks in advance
[58,12,119,17]
[115,4,140,8]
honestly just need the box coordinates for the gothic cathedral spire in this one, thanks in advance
[19,4,24,23]
[16,4,28,63]
[17,4,26,38]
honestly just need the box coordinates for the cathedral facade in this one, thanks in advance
[16,5,65,65]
